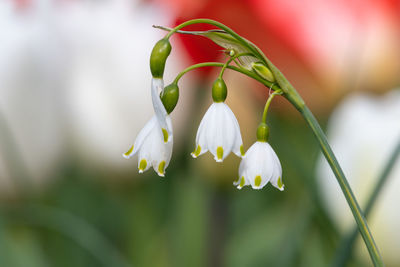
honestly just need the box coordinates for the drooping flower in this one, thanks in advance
[191,102,244,162]
[123,115,173,176]
[123,36,177,176]
[235,141,283,190]
[191,77,243,162]
[234,122,283,190]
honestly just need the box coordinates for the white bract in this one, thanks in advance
[123,115,173,176]
[151,78,173,143]
[235,141,283,190]
[191,102,243,162]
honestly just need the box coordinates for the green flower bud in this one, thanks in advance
[212,78,227,102]
[161,83,179,114]
[150,39,172,78]
[256,122,269,142]
[251,62,276,83]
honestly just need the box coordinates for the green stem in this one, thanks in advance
[294,105,384,267]
[332,138,400,267]
[173,62,279,90]
[219,52,253,79]
[165,19,266,63]
[261,90,282,123]
[174,60,383,266]
[165,19,383,266]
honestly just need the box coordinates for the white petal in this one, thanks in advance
[205,103,221,161]
[122,116,157,159]
[208,103,229,162]
[220,104,237,160]
[269,146,284,191]
[247,142,274,190]
[137,129,155,173]
[192,105,213,158]
[150,118,173,177]
[151,78,172,143]
[235,157,249,189]
[227,106,244,157]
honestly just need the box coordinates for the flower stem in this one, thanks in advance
[295,104,384,267]
[163,19,384,266]
[332,138,400,267]
[219,52,254,79]
[164,19,265,61]
[173,62,279,90]
[261,90,282,123]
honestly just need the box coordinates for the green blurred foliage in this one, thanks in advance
[0,98,375,267]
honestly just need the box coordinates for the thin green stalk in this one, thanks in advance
[332,138,400,267]
[219,52,254,79]
[261,90,282,123]
[295,105,384,267]
[162,19,383,266]
[164,19,265,62]
[173,62,279,90]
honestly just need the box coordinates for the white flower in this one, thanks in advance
[191,102,244,162]
[235,141,283,190]
[151,78,172,143]
[316,90,400,265]
[122,115,173,176]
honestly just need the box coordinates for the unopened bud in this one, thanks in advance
[161,83,179,114]
[212,78,227,102]
[150,39,172,78]
[252,62,275,83]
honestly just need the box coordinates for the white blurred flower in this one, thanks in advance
[58,0,186,170]
[0,0,66,191]
[123,115,173,177]
[0,0,189,192]
[316,90,400,265]
[235,141,283,190]
[191,102,243,162]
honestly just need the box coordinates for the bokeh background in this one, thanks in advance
[0,0,400,266]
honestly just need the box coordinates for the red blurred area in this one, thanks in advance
[157,0,400,111]
[169,0,302,78]
[161,0,399,68]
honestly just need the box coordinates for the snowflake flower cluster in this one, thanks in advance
[123,21,284,191]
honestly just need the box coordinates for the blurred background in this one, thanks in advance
[0,0,399,266]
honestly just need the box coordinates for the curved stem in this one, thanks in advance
[173,62,280,90]
[165,19,266,64]
[332,138,400,267]
[293,105,384,267]
[219,52,253,78]
[165,19,383,266]
[261,90,282,123]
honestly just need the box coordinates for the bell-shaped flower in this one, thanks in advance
[151,78,172,143]
[123,115,173,176]
[235,141,284,190]
[191,102,244,162]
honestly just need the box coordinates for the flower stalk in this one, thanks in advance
[169,19,383,266]
[131,18,385,266]
[297,105,384,267]
[332,138,400,267]
[262,90,282,123]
